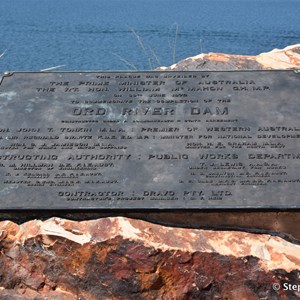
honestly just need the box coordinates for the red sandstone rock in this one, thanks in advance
[158,44,300,71]
[0,217,299,299]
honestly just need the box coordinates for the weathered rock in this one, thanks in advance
[0,217,299,299]
[158,44,300,71]
[2,211,300,242]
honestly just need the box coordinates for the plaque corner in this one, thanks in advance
[0,71,14,86]
[3,71,14,77]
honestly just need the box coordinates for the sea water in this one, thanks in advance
[0,0,299,71]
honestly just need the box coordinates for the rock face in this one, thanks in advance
[158,44,300,71]
[0,217,300,300]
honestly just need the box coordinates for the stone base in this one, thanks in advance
[1,210,300,241]
[0,217,299,299]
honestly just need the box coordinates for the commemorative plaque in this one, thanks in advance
[0,70,300,209]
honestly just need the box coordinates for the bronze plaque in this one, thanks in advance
[0,70,299,209]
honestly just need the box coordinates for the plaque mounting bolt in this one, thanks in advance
[3,71,13,77]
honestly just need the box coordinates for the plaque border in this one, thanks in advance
[0,70,300,210]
